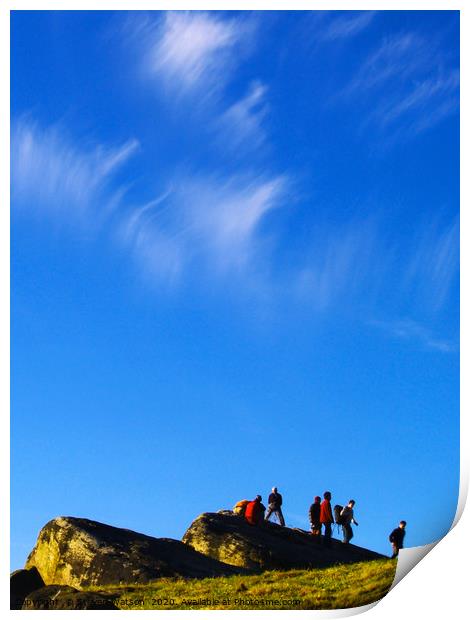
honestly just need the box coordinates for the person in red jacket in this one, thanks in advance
[320,491,334,546]
[245,495,266,526]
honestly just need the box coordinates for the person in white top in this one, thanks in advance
[340,500,359,543]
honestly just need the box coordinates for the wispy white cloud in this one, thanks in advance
[370,318,457,353]
[125,217,184,286]
[116,10,284,284]
[377,70,459,127]
[120,173,286,282]
[407,96,459,136]
[134,11,268,152]
[141,11,246,99]
[292,219,379,311]
[128,11,268,154]
[340,31,459,138]
[11,119,139,224]
[344,32,428,95]
[288,209,458,320]
[403,217,459,311]
[320,11,376,41]
[11,116,457,328]
[367,68,460,143]
[215,81,268,152]
[13,16,457,333]
[11,117,287,287]
[181,175,285,272]
[118,190,184,285]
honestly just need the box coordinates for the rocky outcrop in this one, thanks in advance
[25,516,248,588]
[22,585,119,610]
[22,513,386,592]
[183,511,386,571]
[10,567,45,609]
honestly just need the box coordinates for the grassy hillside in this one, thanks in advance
[85,559,397,610]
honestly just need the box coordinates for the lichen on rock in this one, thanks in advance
[183,511,386,571]
[25,516,247,589]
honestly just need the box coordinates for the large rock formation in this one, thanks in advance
[25,516,247,588]
[22,513,386,594]
[182,511,386,571]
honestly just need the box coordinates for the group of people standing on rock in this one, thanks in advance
[308,493,358,547]
[233,487,285,527]
[233,487,407,558]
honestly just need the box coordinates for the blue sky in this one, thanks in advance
[10,10,459,569]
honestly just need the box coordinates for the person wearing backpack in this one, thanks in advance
[265,487,285,526]
[320,491,334,546]
[389,521,407,558]
[233,499,250,517]
[245,495,266,526]
[309,496,322,540]
[340,500,359,544]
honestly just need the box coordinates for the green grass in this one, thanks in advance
[84,559,397,610]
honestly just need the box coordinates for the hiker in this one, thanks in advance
[245,495,266,526]
[265,487,285,526]
[340,500,359,544]
[309,496,322,540]
[320,491,334,546]
[233,499,250,517]
[389,521,407,558]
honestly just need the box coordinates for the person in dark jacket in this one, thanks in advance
[309,496,321,540]
[245,495,266,526]
[389,521,407,558]
[340,500,359,544]
[265,487,285,526]
[320,491,334,546]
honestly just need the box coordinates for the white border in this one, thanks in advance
[4,1,466,618]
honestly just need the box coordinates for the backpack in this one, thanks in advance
[389,529,399,543]
[334,504,345,525]
[233,499,249,516]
